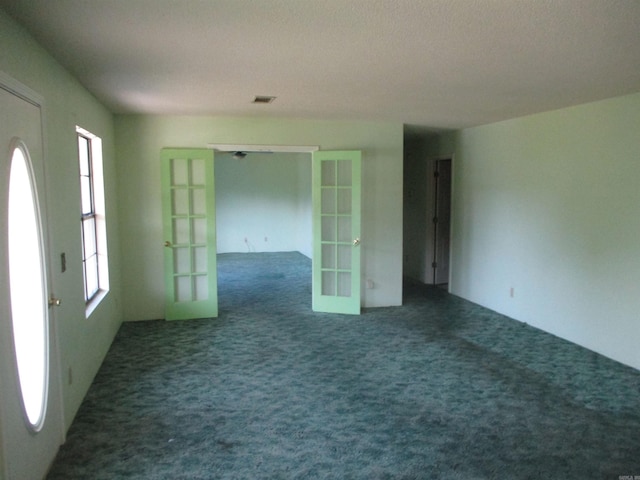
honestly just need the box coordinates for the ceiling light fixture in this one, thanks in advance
[232,151,247,160]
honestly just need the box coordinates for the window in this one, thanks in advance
[77,127,109,310]
[8,141,48,430]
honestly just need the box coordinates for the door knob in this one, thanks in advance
[48,296,62,307]
[353,237,361,246]
[164,241,172,247]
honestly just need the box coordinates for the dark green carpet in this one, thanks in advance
[47,252,640,479]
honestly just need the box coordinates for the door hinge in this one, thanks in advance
[432,261,437,268]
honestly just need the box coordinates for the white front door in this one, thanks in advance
[0,77,64,479]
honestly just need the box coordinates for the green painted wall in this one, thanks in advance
[114,115,404,321]
[0,9,123,478]
[429,93,640,370]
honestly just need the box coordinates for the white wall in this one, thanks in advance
[429,93,640,371]
[0,9,123,479]
[115,115,404,321]
[215,152,312,257]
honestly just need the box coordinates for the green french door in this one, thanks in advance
[312,150,361,314]
[161,148,218,320]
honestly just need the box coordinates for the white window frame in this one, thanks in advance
[77,126,109,315]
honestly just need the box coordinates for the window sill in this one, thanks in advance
[85,289,108,319]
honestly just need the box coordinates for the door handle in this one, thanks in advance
[164,241,172,247]
[353,237,360,246]
[48,296,62,307]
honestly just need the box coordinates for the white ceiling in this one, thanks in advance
[2,0,640,129]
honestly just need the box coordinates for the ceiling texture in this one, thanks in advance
[2,0,640,129]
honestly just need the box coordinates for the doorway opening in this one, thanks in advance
[161,147,362,318]
[214,151,313,311]
[432,158,452,288]
[402,146,453,290]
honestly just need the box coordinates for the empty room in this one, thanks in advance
[1,1,639,479]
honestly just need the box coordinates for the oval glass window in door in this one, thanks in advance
[7,140,49,431]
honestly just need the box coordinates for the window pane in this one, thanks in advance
[321,188,336,214]
[337,216,352,243]
[322,244,336,269]
[192,218,207,244]
[171,158,188,185]
[321,160,336,186]
[190,158,206,186]
[337,159,352,186]
[191,188,206,215]
[174,247,191,274]
[173,218,190,244]
[194,274,208,301]
[337,188,352,215]
[172,188,189,215]
[82,216,97,261]
[193,246,207,272]
[8,144,48,429]
[321,216,336,242]
[322,271,336,296]
[175,276,191,302]
[80,176,92,214]
[84,254,99,299]
[337,245,352,270]
[78,136,90,176]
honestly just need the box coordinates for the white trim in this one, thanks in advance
[76,126,110,310]
[85,289,109,318]
[0,71,44,107]
[207,143,319,153]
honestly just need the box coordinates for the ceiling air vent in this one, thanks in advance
[253,95,276,104]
